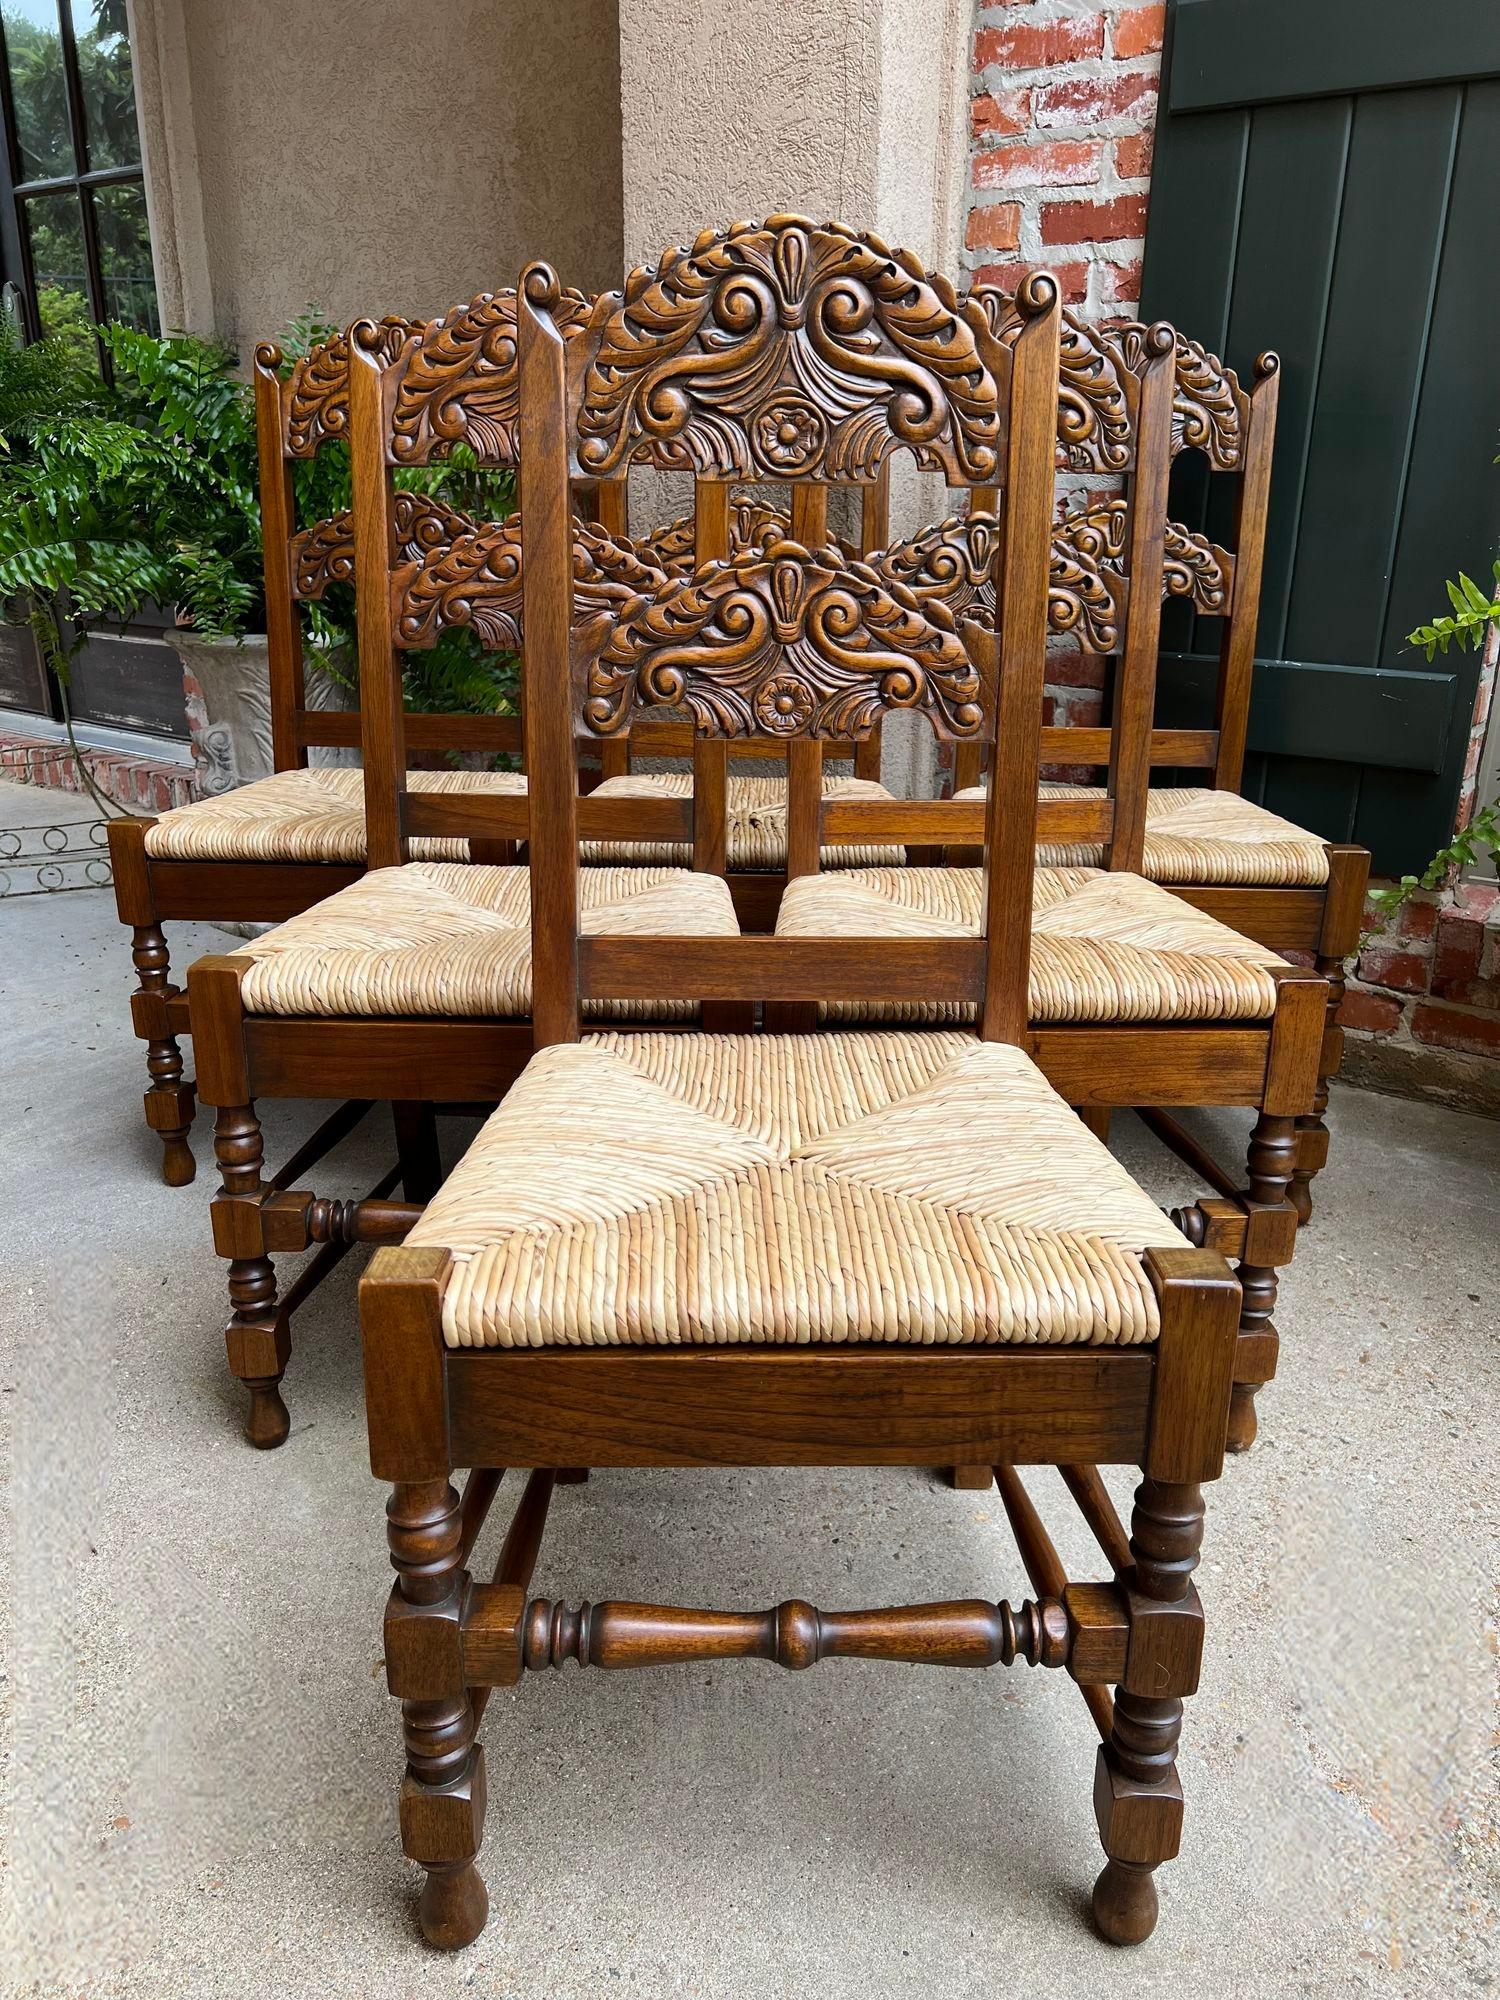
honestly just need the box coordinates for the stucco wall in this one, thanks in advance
[618,0,967,272]
[615,0,971,795]
[134,0,623,346]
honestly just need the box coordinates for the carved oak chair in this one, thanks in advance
[763,313,1327,1458]
[184,320,757,1447]
[106,310,539,1185]
[352,230,1279,1954]
[950,318,1370,1222]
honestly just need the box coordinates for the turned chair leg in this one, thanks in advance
[1227,1110,1297,1454]
[1092,1476,1204,1946]
[1289,952,1344,1227]
[213,1101,290,1448]
[392,1101,443,1204]
[131,922,196,1185]
[387,1478,489,1950]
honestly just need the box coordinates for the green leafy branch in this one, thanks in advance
[1408,561,1500,661]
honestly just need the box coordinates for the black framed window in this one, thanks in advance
[0,0,158,368]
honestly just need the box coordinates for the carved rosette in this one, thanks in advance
[585,536,983,742]
[393,512,662,653]
[1163,521,1234,614]
[973,289,1133,472]
[577,216,1001,483]
[284,317,419,458]
[390,287,593,465]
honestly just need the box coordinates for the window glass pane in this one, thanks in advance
[1,0,74,180]
[24,190,94,362]
[92,180,156,331]
[74,0,140,169]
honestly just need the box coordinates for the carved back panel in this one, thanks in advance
[255,317,425,771]
[573,216,1007,484]
[518,235,1062,1046]
[385,287,594,466]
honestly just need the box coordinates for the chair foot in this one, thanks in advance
[1225,1381,1259,1454]
[418,1860,489,1950]
[1091,1859,1159,1946]
[949,1464,993,1490]
[244,1377,290,1450]
[1287,1171,1314,1228]
[158,1127,197,1186]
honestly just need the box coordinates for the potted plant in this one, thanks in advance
[0,310,520,795]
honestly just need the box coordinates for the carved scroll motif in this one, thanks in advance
[289,513,353,601]
[284,317,420,459]
[973,289,1134,473]
[289,491,477,603]
[586,536,983,741]
[1163,520,1234,614]
[577,216,1002,483]
[1049,506,1128,651]
[392,512,663,653]
[644,495,857,577]
[1096,319,1253,469]
[872,510,1126,654]
[389,287,593,466]
[1170,334,1246,468]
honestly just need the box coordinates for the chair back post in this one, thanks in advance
[1212,353,1280,793]
[348,324,411,870]
[252,345,307,773]
[592,477,633,784]
[855,464,891,782]
[691,481,733,874]
[980,271,1061,1044]
[518,265,583,1045]
[1106,322,1177,872]
[786,483,832,880]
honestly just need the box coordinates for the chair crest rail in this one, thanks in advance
[575,214,1009,482]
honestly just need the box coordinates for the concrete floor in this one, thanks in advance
[1,810,1496,1997]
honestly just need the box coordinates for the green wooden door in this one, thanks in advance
[1141,0,1500,873]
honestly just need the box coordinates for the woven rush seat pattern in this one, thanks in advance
[581,771,903,868]
[406,1032,1189,1351]
[142,767,528,865]
[776,866,1283,1023]
[237,863,738,1020]
[952,783,1331,886]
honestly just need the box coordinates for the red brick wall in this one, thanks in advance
[0,731,198,815]
[964,0,1165,320]
[964,0,1165,748]
[1340,878,1500,1114]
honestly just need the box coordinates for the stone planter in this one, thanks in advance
[173,631,358,795]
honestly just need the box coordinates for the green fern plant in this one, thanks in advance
[0,307,521,729]
[1368,544,1500,928]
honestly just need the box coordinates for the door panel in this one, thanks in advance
[1142,1,1500,873]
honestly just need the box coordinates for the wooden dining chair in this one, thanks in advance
[950,316,1370,1222]
[352,226,1270,1954]
[762,311,1326,1458]
[105,308,543,1185]
[184,306,750,1448]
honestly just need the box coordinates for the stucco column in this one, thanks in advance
[616,0,974,794]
